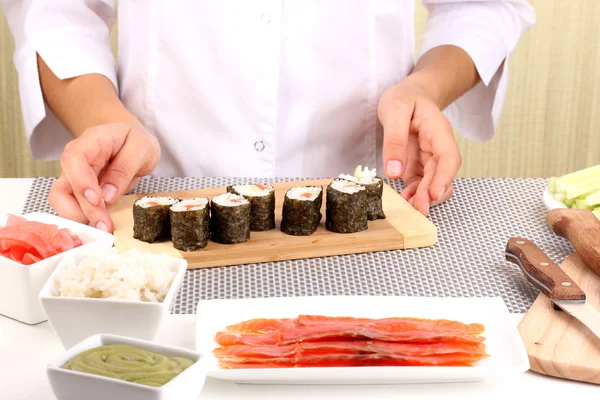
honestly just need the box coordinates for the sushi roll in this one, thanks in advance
[281,186,323,236]
[210,193,251,244]
[339,165,385,220]
[133,196,179,243]
[326,179,368,234]
[169,198,210,252]
[226,184,275,231]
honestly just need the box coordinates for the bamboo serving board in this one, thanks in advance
[518,252,600,385]
[106,179,438,269]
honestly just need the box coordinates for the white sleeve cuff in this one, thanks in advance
[13,34,117,161]
[419,1,535,141]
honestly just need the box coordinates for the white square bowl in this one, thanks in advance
[0,212,114,325]
[47,333,207,400]
[39,252,187,349]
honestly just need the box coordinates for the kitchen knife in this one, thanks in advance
[546,208,600,277]
[505,237,600,340]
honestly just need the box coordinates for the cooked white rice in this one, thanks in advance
[330,179,365,194]
[231,184,273,197]
[212,192,249,207]
[56,248,175,302]
[286,186,322,201]
[135,196,179,208]
[339,165,380,185]
[170,197,208,212]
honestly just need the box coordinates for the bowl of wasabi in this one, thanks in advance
[47,333,207,400]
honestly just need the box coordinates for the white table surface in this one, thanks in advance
[0,178,598,399]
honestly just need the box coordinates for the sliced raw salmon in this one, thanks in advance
[225,318,296,333]
[297,315,485,335]
[215,325,485,347]
[214,315,488,369]
[225,316,484,336]
[214,340,487,359]
[219,352,488,369]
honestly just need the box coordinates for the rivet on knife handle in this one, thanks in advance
[505,237,585,301]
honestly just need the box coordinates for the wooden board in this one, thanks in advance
[106,179,438,269]
[518,252,600,385]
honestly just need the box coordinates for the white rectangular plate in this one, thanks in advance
[195,296,529,385]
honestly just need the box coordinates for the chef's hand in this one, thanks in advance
[48,123,161,233]
[378,78,461,216]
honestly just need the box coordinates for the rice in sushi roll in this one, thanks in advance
[133,196,179,243]
[210,193,251,244]
[281,186,323,236]
[169,198,210,252]
[227,184,275,231]
[339,165,385,220]
[326,179,368,234]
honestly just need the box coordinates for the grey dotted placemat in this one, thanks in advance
[22,177,574,314]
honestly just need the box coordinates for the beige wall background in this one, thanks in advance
[0,0,598,178]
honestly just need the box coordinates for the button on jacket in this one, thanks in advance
[3,0,535,177]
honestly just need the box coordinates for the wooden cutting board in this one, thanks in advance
[518,252,600,385]
[106,179,437,269]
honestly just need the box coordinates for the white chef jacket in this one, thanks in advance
[3,0,535,178]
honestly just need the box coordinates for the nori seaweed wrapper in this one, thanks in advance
[133,199,176,243]
[325,183,368,233]
[363,178,386,220]
[281,187,323,236]
[170,202,210,252]
[210,200,251,244]
[226,185,276,231]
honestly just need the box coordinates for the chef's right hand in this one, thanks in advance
[49,123,161,233]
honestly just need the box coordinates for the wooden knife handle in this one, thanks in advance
[546,208,600,277]
[505,237,586,301]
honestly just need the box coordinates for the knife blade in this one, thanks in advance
[505,237,600,340]
[546,208,600,277]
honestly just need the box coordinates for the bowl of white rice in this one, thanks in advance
[39,248,187,349]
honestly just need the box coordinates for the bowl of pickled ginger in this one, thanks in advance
[0,212,114,324]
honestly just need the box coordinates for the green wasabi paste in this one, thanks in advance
[61,344,194,387]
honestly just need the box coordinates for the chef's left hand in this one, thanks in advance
[378,77,461,216]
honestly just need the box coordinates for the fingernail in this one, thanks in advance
[386,160,403,177]
[84,189,99,206]
[102,184,118,203]
[96,221,108,232]
[438,186,447,201]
